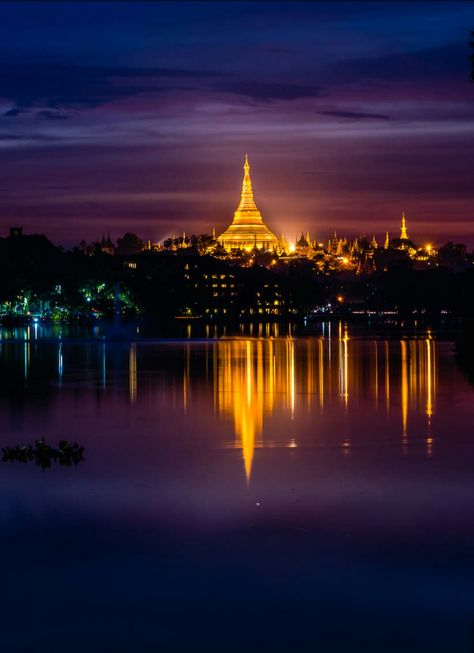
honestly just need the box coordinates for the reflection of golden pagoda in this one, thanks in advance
[218,155,279,252]
[216,340,277,481]
[209,329,439,480]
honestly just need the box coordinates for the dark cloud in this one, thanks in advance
[3,107,25,117]
[4,106,70,121]
[36,109,70,120]
[0,131,60,142]
[216,81,324,102]
[318,110,391,121]
[331,42,469,84]
[0,63,231,110]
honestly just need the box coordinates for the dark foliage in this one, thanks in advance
[115,233,143,256]
[2,438,85,469]
[0,231,473,324]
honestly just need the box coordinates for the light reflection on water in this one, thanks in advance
[123,329,439,480]
[0,322,443,481]
[0,325,473,652]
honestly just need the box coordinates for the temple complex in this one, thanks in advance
[218,155,279,252]
[157,161,437,272]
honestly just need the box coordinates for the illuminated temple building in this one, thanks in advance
[389,211,417,255]
[157,157,439,271]
[218,155,279,252]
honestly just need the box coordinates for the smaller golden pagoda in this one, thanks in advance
[391,211,416,255]
[218,155,279,252]
[400,211,409,240]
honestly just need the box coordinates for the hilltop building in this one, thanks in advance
[218,155,279,252]
[294,233,314,258]
[99,234,115,255]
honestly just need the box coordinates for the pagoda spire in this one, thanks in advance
[400,211,409,240]
[237,154,258,213]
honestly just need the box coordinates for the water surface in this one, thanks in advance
[0,327,473,652]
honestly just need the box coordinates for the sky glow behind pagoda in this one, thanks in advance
[0,2,473,246]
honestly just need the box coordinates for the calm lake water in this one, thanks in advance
[0,324,473,652]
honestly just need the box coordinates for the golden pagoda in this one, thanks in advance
[400,211,409,240]
[218,155,279,252]
[391,211,416,255]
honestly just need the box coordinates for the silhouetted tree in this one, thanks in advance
[115,233,143,256]
[437,242,468,272]
[189,233,216,255]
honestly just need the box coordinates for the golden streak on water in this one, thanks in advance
[409,340,417,409]
[183,343,190,415]
[215,334,438,479]
[318,338,324,409]
[289,338,295,418]
[401,340,408,441]
[338,322,349,407]
[374,341,378,406]
[122,327,439,479]
[426,338,433,419]
[384,340,390,414]
[129,342,137,404]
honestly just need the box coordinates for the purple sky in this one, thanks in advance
[0,2,473,247]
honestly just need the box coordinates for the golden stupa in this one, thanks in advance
[218,155,279,252]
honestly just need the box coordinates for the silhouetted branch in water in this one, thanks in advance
[2,439,84,469]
